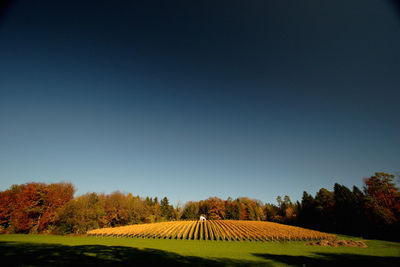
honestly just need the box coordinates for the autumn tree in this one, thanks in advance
[239,197,264,221]
[198,197,225,220]
[0,182,74,233]
[147,197,162,223]
[127,194,153,223]
[363,172,400,238]
[104,191,132,227]
[37,182,75,232]
[57,192,105,234]
[0,189,14,232]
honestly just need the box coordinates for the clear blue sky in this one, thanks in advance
[1,0,399,206]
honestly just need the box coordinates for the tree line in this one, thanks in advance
[0,172,399,240]
[265,172,400,240]
[0,183,177,235]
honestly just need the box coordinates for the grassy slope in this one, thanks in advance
[0,234,400,266]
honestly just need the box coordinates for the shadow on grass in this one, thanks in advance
[1,240,400,266]
[0,241,264,266]
[253,252,400,267]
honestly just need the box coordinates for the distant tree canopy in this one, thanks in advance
[0,172,399,240]
[181,197,264,221]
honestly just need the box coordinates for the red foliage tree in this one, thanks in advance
[0,182,74,233]
[363,172,400,226]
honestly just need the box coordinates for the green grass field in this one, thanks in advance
[1,234,400,266]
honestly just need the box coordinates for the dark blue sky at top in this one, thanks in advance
[0,0,399,205]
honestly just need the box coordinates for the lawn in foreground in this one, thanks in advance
[0,234,399,266]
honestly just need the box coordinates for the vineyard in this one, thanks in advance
[87,220,335,241]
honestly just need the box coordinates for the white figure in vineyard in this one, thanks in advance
[199,215,206,221]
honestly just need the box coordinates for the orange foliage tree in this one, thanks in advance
[0,182,74,233]
[363,172,400,227]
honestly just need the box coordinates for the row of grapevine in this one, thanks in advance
[87,220,336,241]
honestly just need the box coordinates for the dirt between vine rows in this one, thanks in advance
[307,239,367,248]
